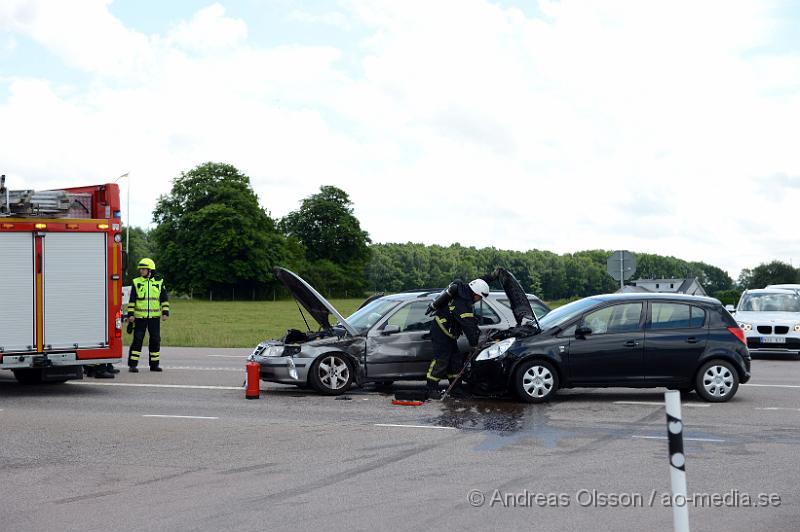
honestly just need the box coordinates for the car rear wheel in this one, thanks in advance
[514,360,559,403]
[694,360,739,402]
[309,354,353,396]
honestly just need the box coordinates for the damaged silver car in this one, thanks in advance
[249,267,548,395]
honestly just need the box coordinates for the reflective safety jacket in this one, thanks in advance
[127,276,170,319]
[430,281,480,346]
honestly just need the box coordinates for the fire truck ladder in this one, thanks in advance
[1,175,78,217]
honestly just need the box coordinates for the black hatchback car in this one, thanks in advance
[466,294,751,403]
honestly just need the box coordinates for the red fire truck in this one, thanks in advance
[0,175,124,384]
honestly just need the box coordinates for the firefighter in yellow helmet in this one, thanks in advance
[126,258,170,372]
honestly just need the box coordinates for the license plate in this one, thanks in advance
[761,336,786,344]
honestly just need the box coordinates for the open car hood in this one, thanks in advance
[274,267,357,336]
[484,268,537,327]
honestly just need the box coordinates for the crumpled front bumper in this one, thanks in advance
[464,357,513,395]
[249,347,311,385]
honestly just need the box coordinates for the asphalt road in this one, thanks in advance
[1,348,798,532]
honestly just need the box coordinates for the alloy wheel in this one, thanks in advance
[318,356,350,391]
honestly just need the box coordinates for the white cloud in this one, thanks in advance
[166,3,247,54]
[1,0,799,277]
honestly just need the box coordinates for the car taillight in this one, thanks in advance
[115,311,122,338]
[728,326,747,345]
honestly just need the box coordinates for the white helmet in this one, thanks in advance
[468,278,490,299]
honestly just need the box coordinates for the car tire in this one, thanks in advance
[12,369,43,385]
[513,360,559,403]
[694,360,739,402]
[309,354,353,396]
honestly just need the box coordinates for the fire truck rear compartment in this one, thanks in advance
[0,230,109,359]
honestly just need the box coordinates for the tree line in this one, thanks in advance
[122,162,797,303]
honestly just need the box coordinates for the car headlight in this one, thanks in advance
[475,338,515,361]
[738,323,752,332]
[795,324,800,333]
[251,344,280,358]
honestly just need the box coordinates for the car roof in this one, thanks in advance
[591,293,721,305]
[380,290,542,302]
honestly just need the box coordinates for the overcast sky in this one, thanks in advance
[2,0,799,277]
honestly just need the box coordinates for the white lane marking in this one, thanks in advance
[743,383,800,389]
[163,366,241,371]
[374,423,457,431]
[755,407,800,412]
[207,355,247,358]
[614,401,709,408]
[632,435,725,443]
[70,382,241,390]
[142,414,218,420]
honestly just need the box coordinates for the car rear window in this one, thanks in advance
[651,303,705,329]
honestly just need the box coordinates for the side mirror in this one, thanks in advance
[725,304,736,314]
[381,324,401,335]
[575,325,592,338]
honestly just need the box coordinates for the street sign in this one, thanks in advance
[607,250,636,286]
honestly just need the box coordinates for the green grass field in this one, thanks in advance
[126,298,569,348]
[125,299,365,348]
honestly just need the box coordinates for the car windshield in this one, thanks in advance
[537,298,600,329]
[739,293,800,312]
[344,298,402,333]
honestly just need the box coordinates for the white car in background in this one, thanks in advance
[733,289,800,359]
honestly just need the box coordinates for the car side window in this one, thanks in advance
[474,300,502,325]
[386,302,433,332]
[690,306,706,328]
[559,323,577,338]
[583,303,643,335]
[651,303,704,330]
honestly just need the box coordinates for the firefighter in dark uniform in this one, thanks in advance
[127,258,169,372]
[426,278,490,398]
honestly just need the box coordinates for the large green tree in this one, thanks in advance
[280,186,371,295]
[151,162,295,298]
[739,260,799,289]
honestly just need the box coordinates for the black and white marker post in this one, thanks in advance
[665,390,690,532]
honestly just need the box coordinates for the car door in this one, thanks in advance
[644,302,708,384]
[365,301,435,379]
[568,302,645,384]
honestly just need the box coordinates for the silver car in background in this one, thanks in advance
[733,288,800,359]
[249,267,549,395]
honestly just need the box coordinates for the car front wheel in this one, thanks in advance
[309,354,353,395]
[694,360,739,402]
[513,360,559,403]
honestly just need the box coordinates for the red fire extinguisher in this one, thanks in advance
[245,361,261,400]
